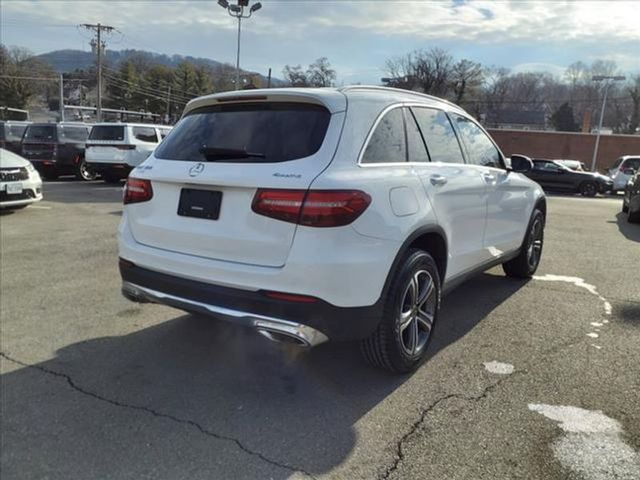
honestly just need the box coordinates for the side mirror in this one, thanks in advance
[509,154,533,173]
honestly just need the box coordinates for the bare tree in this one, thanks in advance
[451,59,483,105]
[282,64,309,87]
[0,45,55,109]
[306,57,336,87]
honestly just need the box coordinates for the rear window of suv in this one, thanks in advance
[24,125,57,142]
[89,125,125,141]
[154,102,331,163]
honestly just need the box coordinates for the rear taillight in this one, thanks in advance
[124,178,153,205]
[252,189,371,227]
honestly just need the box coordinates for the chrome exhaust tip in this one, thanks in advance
[257,328,310,347]
[253,319,328,348]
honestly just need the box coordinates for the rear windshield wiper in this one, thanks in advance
[199,146,266,161]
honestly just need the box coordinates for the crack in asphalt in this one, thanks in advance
[0,352,317,480]
[378,371,525,480]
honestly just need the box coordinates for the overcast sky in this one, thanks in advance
[2,0,639,83]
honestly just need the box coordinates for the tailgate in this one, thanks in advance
[126,98,346,268]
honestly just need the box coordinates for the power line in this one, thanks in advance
[103,73,193,103]
[102,65,201,98]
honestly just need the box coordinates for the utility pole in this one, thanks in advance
[59,73,65,122]
[166,86,171,124]
[590,75,625,172]
[81,23,115,122]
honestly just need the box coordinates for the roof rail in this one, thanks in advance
[338,85,460,109]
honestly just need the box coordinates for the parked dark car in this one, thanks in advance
[622,169,640,223]
[526,159,613,197]
[21,122,95,180]
[0,121,31,154]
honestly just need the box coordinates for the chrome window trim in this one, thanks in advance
[357,102,470,168]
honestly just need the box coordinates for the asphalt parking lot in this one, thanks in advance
[1,180,639,480]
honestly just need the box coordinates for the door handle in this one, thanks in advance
[482,172,496,182]
[430,175,448,186]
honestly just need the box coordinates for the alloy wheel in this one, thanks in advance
[398,270,437,356]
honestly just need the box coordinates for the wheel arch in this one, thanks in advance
[381,225,448,299]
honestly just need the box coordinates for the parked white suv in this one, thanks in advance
[607,155,640,192]
[86,123,173,183]
[118,87,546,373]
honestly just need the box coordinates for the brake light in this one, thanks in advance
[252,189,371,227]
[124,178,153,204]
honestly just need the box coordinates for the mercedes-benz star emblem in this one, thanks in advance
[189,163,205,177]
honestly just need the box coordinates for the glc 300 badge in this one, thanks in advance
[189,163,205,177]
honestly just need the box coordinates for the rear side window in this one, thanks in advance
[361,108,406,164]
[411,108,465,164]
[24,125,57,142]
[89,126,125,141]
[61,126,89,142]
[155,103,331,163]
[404,109,430,163]
[452,114,502,168]
[133,127,158,143]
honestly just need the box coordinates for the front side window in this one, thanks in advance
[155,103,331,163]
[133,127,158,143]
[533,161,562,172]
[361,108,406,164]
[411,107,465,164]
[452,115,503,168]
[622,158,640,170]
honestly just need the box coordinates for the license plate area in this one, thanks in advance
[7,183,23,194]
[177,188,222,220]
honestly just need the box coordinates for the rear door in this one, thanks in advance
[409,106,489,279]
[126,100,344,268]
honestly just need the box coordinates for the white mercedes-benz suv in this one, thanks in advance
[119,87,545,373]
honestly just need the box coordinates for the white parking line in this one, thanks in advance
[27,205,52,210]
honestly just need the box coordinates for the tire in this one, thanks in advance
[622,202,629,213]
[102,173,123,184]
[503,208,545,278]
[579,182,597,197]
[628,206,640,223]
[76,159,97,181]
[361,249,440,373]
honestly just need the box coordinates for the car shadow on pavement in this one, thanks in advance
[610,212,640,242]
[1,272,528,479]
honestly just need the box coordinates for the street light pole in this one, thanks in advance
[218,0,262,91]
[236,15,242,89]
[590,75,626,172]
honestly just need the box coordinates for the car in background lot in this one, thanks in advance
[607,155,640,193]
[21,122,95,181]
[118,86,546,373]
[526,158,613,196]
[86,123,173,184]
[0,121,32,154]
[0,148,43,210]
[622,169,640,223]
[554,159,586,171]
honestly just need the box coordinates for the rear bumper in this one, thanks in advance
[119,260,383,343]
